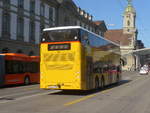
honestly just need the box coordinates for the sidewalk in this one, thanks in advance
[122,71,139,76]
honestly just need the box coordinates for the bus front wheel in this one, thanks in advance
[101,77,105,88]
[24,76,30,85]
[116,75,120,84]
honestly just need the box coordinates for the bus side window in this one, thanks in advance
[30,62,39,73]
[18,61,24,73]
[5,60,13,74]
[12,61,19,74]
[99,68,102,74]
[93,67,98,73]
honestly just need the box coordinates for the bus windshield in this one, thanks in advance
[42,29,79,42]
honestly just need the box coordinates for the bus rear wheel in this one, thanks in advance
[24,77,30,85]
[95,77,99,89]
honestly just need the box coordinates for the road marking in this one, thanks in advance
[0,90,60,104]
[64,94,97,106]
[64,76,147,107]
[64,89,112,106]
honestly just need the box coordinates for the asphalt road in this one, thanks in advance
[0,71,150,113]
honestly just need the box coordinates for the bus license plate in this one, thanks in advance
[48,85,59,88]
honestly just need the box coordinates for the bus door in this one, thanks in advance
[86,56,93,89]
[0,55,5,86]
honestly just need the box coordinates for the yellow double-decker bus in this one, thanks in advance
[40,26,121,90]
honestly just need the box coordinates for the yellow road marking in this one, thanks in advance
[64,89,112,106]
[64,78,142,107]
[64,94,96,106]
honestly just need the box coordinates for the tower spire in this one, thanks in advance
[123,0,136,34]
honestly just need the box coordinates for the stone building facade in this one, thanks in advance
[0,0,107,55]
[56,0,107,36]
[0,0,57,55]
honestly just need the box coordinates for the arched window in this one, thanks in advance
[127,20,130,26]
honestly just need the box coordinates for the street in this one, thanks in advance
[0,71,150,113]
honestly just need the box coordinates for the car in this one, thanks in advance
[139,67,149,75]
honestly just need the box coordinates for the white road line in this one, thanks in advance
[0,90,60,104]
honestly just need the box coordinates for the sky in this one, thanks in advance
[73,0,150,48]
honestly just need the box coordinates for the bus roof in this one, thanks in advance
[0,53,39,62]
[0,53,28,57]
[43,26,120,47]
[43,26,81,31]
[29,56,40,62]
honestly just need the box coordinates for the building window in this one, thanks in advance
[2,12,10,35]
[3,0,10,4]
[17,17,24,40]
[127,14,130,18]
[3,0,10,9]
[16,49,23,54]
[64,16,70,26]
[29,51,34,56]
[30,0,35,14]
[40,24,44,40]
[18,0,24,8]
[40,3,45,17]
[2,48,9,53]
[127,20,130,26]
[99,31,102,36]
[74,20,77,25]
[29,21,35,42]
[49,7,53,26]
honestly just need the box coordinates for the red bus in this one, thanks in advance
[0,53,40,86]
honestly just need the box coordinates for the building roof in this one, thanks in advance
[93,20,107,30]
[93,21,104,26]
[104,29,133,46]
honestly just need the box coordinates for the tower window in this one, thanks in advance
[127,20,130,26]
[126,14,130,18]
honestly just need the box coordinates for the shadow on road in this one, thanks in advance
[0,83,39,89]
[49,80,131,96]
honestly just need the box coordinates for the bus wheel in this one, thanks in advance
[95,77,99,89]
[116,75,120,84]
[24,77,30,85]
[101,77,105,88]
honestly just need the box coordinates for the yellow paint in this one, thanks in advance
[64,88,112,106]
[40,42,84,90]
[64,94,96,106]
